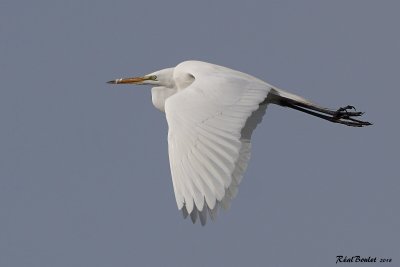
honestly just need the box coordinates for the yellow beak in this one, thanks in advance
[107,76,149,84]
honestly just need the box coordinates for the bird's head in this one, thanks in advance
[107,68,175,88]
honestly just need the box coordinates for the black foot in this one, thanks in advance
[335,105,364,118]
[337,105,356,112]
[333,105,372,127]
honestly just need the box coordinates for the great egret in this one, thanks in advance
[107,60,371,225]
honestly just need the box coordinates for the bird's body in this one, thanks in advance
[108,60,371,225]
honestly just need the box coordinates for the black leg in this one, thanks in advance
[279,97,372,127]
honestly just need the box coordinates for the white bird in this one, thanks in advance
[107,60,371,225]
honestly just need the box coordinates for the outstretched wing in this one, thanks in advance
[165,61,271,224]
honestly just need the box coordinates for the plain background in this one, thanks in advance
[1,1,399,266]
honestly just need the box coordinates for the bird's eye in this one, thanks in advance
[148,75,157,80]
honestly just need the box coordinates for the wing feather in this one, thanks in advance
[181,158,205,211]
[196,140,233,185]
[165,61,272,224]
[190,147,227,191]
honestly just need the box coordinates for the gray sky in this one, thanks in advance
[1,1,399,266]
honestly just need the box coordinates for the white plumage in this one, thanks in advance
[107,60,371,225]
[164,62,270,220]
